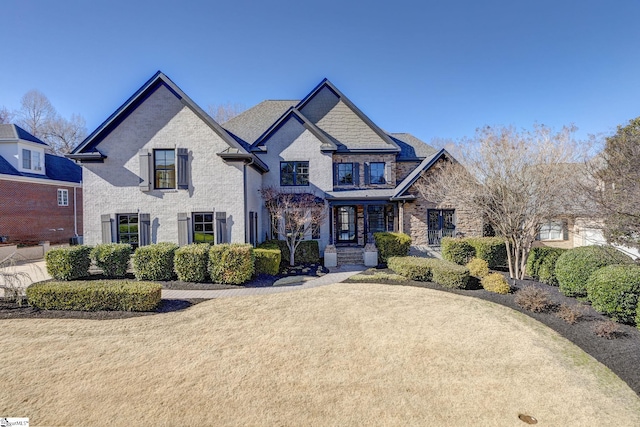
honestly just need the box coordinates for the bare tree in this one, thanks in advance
[45,114,87,154]
[586,117,640,249]
[15,89,57,140]
[0,106,13,124]
[415,124,583,279]
[262,186,327,266]
[207,102,245,123]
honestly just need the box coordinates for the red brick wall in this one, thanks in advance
[0,179,83,245]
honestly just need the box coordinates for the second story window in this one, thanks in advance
[369,162,385,184]
[154,149,176,189]
[22,149,31,169]
[337,163,354,185]
[280,161,309,186]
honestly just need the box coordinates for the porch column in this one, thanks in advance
[329,204,334,245]
[399,202,404,233]
[363,205,369,244]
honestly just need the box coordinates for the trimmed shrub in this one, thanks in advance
[556,303,586,325]
[174,244,210,283]
[466,237,507,269]
[586,265,640,324]
[26,280,161,311]
[441,237,475,265]
[254,248,281,276]
[91,243,132,278]
[387,256,435,281]
[45,246,92,281]
[515,286,553,312]
[431,260,470,289]
[132,242,179,281]
[593,320,623,339]
[466,257,489,278]
[481,273,510,294]
[209,244,254,284]
[556,246,634,298]
[374,232,411,264]
[258,240,319,266]
[526,247,566,285]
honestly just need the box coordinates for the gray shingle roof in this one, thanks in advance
[326,188,397,200]
[0,124,48,146]
[222,100,297,145]
[393,149,448,198]
[388,133,437,160]
[0,152,81,183]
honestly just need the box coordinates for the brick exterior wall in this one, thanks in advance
[332,153,396,189]
[396,160,421,183]
[0,179,82,244]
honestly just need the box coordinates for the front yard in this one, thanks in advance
[1,283,639,426]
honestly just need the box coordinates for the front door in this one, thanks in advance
[336,206,357,243]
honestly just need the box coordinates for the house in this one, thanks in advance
[0,124,83,245]
[68,72,481,261]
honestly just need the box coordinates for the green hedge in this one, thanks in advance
[174,244,210,282]
[441,237,475,265]
[254,248,281,276]
[431,260,470,289]
[526,247,567,286]
[209,244,254,284]
[556,246,634,297]
[45,246,92,281]
[374,232,411,264]
[132,242,179,281]
[91,243,132,278]
[465,237,507,269]
[387,256,435,281]
[586,265,640,324]
[258,240,319,266]
[26,280,161,311]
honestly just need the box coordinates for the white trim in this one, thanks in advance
[0,173,82,188]
[57,188,69,206]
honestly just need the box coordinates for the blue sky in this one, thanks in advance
[2,0,640,145]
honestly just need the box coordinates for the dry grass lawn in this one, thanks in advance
[2,282,640,426]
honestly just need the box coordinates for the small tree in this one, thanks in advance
[262,186,327,266]
[207,102,245,123]
[415,124,583,279]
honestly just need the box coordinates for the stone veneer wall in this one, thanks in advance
[332,153,396,188]
[395,160,421,183]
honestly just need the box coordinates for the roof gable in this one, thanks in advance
[296,79,400,153]
[0,124,48,146]
[222,100,297,145]
[393,149,453,198]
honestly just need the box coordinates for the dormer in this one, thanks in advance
[0,124,48,176]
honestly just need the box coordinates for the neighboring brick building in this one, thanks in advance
[69,72,481,259]
[0,124,82,245]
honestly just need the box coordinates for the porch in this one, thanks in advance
[328,202,397,247]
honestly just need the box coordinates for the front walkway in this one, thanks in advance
[162,265,366,299]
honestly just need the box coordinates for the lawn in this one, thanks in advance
[1,283,640,426]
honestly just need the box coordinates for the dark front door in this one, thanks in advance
[336,206,357,243]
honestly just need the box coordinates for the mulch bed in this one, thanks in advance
[345,268,640,397]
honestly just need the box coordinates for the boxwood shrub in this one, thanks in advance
[26,280,161,311]
[387,256,435,281]
[254,248,281,276]
[45,245,92,281]
[209,244,254,284]
[374,232,411,263]
[465,237,507,269]
[174,244,210,283]
[586,265,640,324]
[526,247,566,286]
[91,243,132,278]
[132,242,179,281]
[431,260,470,289]
[466,257,489,278]
[441,237,475,265]
[556,246,634,297]
[481,272,510,294]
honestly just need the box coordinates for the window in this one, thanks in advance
[312,221,321,239]
[154,149,176,189]
[367,205,385,234]
[117,214,139,247]
[57,189,68,206]
[280,161,309,186]
[337,163,354,185]
[32,152,41,171]
[22,149,31,169]
[193,212,214,243]
[538,221,566,241]
[369,162,385,184]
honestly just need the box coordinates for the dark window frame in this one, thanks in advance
[280,161,309,186]
[117,213,139,248]
[369,162,386,184]
[337,163,354,185]
[154,149,176,189]
[193,212,215,243]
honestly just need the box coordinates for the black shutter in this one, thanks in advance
[139,149,151,191]
[353,163,360,186]
[177,148,189,190]
[178,212,189,246]
[249,212,256,246]
[101,214,112,243]
[333,163,338,186]
[139,214,151,246]
[364,162,370,185]
[216,212,227,244]
[563,220,569,241]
